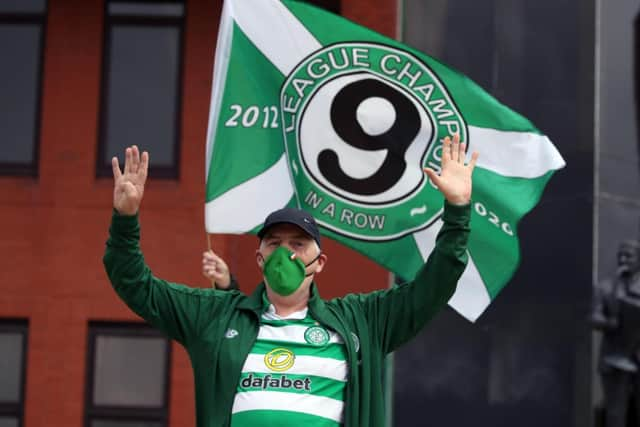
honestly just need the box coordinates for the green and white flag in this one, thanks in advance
[205,0,565,321]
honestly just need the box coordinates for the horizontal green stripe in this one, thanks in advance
[231,409,341,427]
[238,372,346,400]
[251,340,346,359]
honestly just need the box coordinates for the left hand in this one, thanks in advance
[112,146,149,215]
[202,250,232,289]
[423,133,479,205]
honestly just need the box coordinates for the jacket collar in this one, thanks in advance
[237,282,329,318]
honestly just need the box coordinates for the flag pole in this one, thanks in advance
[206,233,216,288]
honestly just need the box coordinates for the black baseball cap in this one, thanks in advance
[257,207,321,248]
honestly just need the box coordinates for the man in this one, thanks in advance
[104,134,478,426]
[592,239,640,427]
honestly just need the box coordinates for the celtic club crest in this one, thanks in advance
[280,42,468,241]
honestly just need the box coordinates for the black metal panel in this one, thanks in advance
[396,0,594,426]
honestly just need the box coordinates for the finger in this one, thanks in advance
[203,264,223,276]
[451,133,460,162]
[209,256,228,271]
[459,142,467,164]
[111,157,122,180]
[468,151,479,171]
[208,266,223,275]
[207,251,223,263]
[210,272,225,281]
[423,167,442,188]
[124,147,132,175]
[441,136,451,165]
[140,151,149,181]
[131,145,140,174]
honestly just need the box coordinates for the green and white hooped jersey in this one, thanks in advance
[230,302,348,426]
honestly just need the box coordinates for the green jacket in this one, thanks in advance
[103,202,470,427]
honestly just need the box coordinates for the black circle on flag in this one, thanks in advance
[322,77,421,196]
[280,42,467,241]
[299,73,434,206]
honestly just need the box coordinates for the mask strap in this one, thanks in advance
[304,252,322,277]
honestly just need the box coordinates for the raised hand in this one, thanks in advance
[112,145,149,216]
[423,133,479,205]
[202,250,232,289]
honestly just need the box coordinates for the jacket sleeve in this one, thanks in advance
[350,201,470,354]
[103,211,231,345]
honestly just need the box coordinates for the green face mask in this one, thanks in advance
[263,246,320,296]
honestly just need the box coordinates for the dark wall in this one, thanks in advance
[596,1,640,284]
[395,1,594,426]
[592,0,640,416]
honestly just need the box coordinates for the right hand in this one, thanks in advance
[112,145,149,215]
[423,133,478,206]
[202,250,232,289]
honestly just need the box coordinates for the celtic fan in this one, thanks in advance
[104,133,478,426]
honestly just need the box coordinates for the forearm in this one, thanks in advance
[371,201,470,353]
[103,211,153,314]
[103,211,205,344]
[411,201,471,313]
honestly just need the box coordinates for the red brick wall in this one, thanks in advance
[0,0,397,425]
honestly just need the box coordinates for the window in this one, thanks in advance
[0,0,47,176]
[97,0,185,179]
[0,320,28,427]
[85,322,171,427]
